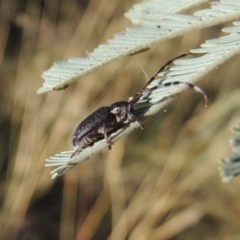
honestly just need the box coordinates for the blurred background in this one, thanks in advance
[1,0,240,239]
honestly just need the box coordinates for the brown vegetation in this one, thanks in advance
[1,0,240,239]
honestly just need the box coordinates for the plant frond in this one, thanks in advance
[37,0,240,94]
[220,123,240,182]
[45,20,240,178]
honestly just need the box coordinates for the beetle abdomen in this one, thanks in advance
[72,106,116,148]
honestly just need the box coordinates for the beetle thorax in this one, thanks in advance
[110,101,136,124]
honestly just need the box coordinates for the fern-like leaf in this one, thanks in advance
[220,123,240,182]
[45,20,240,178]
[37,0,240,94]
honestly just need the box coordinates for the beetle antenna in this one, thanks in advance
[161,81,208,107]
[130,53,192,105]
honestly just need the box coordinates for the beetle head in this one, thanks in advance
[110,101,136,124]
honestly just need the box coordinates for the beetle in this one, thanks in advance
[71,53,208,158]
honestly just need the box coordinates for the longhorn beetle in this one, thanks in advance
[71,53,208,158]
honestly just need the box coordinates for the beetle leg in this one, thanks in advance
[71,145,82,158]
[136,120,144,130]
[127,112,144,130]
[136,119,144,130]
[98,127,112,150]
[103,130,112,150]
[72,137,93,157]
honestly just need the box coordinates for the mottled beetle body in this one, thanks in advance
[72,107,116,150]
[71,54,208,158]
[72,101,142,157]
